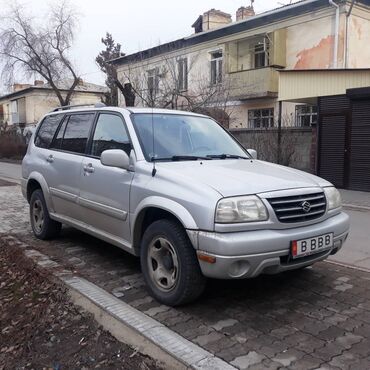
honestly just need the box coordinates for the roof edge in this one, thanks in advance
[110,0,336,66]
[0,86,106,102]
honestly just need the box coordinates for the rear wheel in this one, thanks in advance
[140,219,206,306]
[30,189,61,240]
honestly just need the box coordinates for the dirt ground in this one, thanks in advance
[0,241,163,370]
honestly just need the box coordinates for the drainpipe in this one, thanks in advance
[277,101,282,164]
[328,0,339,68]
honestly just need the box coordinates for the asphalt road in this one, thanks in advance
[329,209,370,270]
[1,160,368,271]
[0,161,22,184]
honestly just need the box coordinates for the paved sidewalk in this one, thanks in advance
[1,185,370,370]
[340,189,370,210]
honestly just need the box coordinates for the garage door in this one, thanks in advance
[318,95,350,189]
[318,115,347,188]
[349,100,370,191]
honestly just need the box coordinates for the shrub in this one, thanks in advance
[0,132,28,159]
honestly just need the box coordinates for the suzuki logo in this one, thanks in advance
[301,201,311,213]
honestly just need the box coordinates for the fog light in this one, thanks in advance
[229,260,250,278]
[334,240,342,249]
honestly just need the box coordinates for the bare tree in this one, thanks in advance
[120,53,238,128]
[0,1,80,106]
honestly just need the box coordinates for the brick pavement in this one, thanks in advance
[1,184,370,370]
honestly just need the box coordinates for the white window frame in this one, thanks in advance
[210,50,223,85]
[252,36,270,69]
[147,68,159,100]
[295,105,318,127]
[248,108,274,128]
[177,58,188,91]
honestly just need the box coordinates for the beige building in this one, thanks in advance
[0,80,107,130]
[111,0,370,128]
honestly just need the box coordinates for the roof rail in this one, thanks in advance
[51,102,106,112]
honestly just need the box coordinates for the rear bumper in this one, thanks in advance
[195,212,350,279]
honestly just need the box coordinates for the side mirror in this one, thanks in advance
[101,149,130,170]
[247,149,257,159]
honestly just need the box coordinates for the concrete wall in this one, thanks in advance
[26,91,103,124]
[347,8,370,68]
[286,15,337,69]
[230,127,313,172]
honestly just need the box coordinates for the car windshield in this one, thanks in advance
[131,113,249,161]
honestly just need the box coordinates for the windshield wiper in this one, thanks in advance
[206,154,249,160]
[151,155,212,162]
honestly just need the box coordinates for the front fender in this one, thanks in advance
[132,196,198,230]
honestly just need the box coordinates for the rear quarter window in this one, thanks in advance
[34,114,64,149]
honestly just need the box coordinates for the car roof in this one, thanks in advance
[45,106,207,118]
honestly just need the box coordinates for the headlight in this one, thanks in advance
[215,195,268,223]
[324,187,342,210]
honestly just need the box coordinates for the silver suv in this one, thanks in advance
[22,105,350,306]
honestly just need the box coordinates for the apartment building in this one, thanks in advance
[111,0,370,129]
[0,80,107,130]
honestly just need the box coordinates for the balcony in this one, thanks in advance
[227,67,279,100]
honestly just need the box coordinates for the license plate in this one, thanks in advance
[291,233,333,259]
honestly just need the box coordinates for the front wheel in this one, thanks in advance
[140,219,206,306]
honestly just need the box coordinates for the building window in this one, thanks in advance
[147,68,159,100]
[248,108,274,128]
[295,105,317,127]
[253,37,270,68]
[210,51,223,85]
[177,58,188,91]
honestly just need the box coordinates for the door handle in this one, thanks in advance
[46,154,54,163]
[83,164,95,174]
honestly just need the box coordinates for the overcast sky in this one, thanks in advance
[1,0,284,90]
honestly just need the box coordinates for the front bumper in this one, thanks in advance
[194,212,350,279]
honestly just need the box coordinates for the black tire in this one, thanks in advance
[30,189,61,240]
[140,219,206,306]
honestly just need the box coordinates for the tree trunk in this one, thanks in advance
[115,79,135,107]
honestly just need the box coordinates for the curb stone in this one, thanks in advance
[6,236,236,370]
[342,203,370,212]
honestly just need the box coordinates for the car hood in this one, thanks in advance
[156,159,332,197]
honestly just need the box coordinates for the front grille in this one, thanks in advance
[267,192,326,223]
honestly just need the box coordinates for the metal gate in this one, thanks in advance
[318,96,350,189]
[349,99,370,191]
[318,94,370,191]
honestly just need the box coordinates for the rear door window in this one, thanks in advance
[34,114,64,148]
[58,113,95,154]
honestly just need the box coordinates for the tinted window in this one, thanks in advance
[59,114,94,154]
[91,114,131,157]
[50,119,67,149]
[34,114,63,148]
